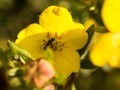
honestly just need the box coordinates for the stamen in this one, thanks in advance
[46,33,52,39]
[40,33,66,51]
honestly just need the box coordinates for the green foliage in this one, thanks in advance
[80,52,97,69]
[94,26,108,33]
[8,40,32,64]
[78,25,95,55]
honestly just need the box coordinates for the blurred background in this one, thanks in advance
[1,0,120,90]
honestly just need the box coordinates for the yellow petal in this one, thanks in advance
[108,55,120,67]
[71,22,85,30]
[16,23,44,44]
[84,18,97,30]
[17,29,26,39]
[39,6,75,35]
[15,33,49,59]
[63,27,88,50]
[53,48,80,78]
[90,32,120,67]
[101,0,120,32]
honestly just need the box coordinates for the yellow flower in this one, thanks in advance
[90,32,120,67]
[101,0,120,32]
[15,6,88,79]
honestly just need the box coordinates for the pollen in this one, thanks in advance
[41,33,66,51]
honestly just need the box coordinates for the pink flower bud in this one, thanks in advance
[33,59,55,88]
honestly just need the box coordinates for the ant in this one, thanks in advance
[43,38,55,50]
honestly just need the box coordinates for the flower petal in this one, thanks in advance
[63,27,88,50]
[39,6,75,35]
[16,23,44,44]
[15,33,48,59]
[53,48,80,78]
[90,32,120,67]
[101,0,120,32]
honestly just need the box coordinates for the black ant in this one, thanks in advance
[43,38,55,50]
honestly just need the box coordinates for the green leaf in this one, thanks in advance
[7,40,32,64]
[81,58,97,69]
[94,26,108,33]
[80,52,97,69]
[78,25,95,55]
[80,58,97,69]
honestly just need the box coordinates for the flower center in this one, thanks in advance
[41,33,66,51]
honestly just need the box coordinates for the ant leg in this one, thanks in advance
[40,39,47,50]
